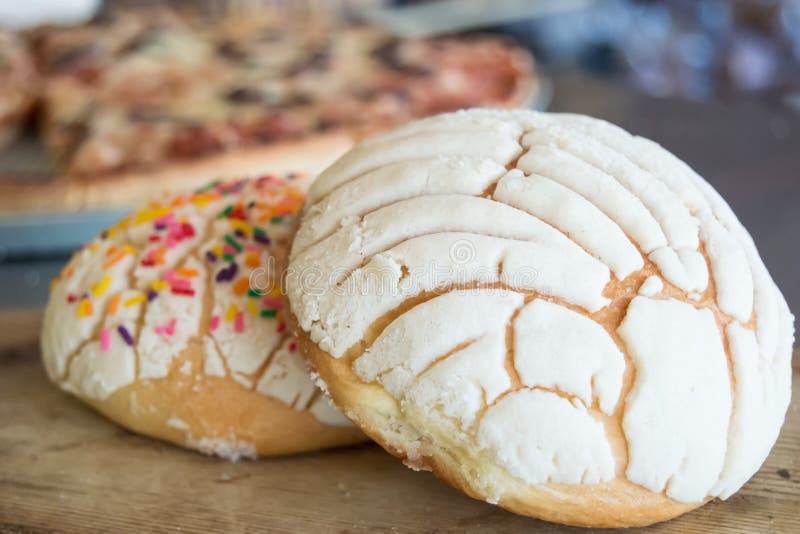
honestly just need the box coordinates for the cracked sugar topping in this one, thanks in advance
[43,174,349,427]
[287,109,794,503]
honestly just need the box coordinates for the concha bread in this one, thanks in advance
[42,175,364,459]
[287,109,794,526]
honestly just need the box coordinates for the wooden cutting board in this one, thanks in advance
[0,309,798,533]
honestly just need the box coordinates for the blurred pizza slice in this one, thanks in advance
[18,7,537,212]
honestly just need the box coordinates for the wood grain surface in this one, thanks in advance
[0,311,798,533]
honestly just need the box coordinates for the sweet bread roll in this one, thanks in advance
[286,109,794,526]
[42,175,364,459]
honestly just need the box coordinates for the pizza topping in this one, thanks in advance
[32,9,534,177]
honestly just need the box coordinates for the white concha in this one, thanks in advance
[287,109,794,527]
[41,176,364,459]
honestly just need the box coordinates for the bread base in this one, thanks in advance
[295,326,702,527]
[70,336,365,459]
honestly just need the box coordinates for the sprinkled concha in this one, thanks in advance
[286,110,794,526]
[42,176,364,459]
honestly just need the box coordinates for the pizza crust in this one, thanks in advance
[0,131,352,213]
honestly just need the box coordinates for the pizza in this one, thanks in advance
[0,30,37,148]
[2,6,537,212]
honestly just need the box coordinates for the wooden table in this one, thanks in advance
[0,309,798,533]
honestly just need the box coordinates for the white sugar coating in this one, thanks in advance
[292,156,506,258]
[518,143,668,254]
[550,113,756,323]
[710,322,791,498]
[60,287,143,400]
[619,297,731,502]
[307,130,522,206]
[648,246,709,293]
[514,299,625,415]
[63,335,136,401]
[494,170,643,279]
[522,126,699,250]
[306,110,525,205]
[289,195,612,356]
[186,436,257,462]
[167,417,190,431]
[638,275,663,297]
[295,230,610,358]
[202,336,226,377]
[288,109,794,506]
[405,333,511,427]
[294,194,591,285]
[309,395,354,427]
[42,177,352,429]
[478,389,616,485]
[138,255,207,380]
[256,337,317,408]
[354,290,523,398]
[42,242,135,380]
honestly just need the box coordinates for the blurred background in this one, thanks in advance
[0,0,798,333]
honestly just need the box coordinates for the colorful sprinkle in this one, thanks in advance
[215,262,238,283]
[224,234,243,253]
[245,251,260,268]
[100,329,111,351]
[288,341,297,352]
[67,293,79,304]
[277,322,286,333]
[176,268,199,278]
[225,305,238,322]
[234,311,245,333]
[104,248,130,269]
[108,294,121,316]
[124,294,146,308]
[230,219,251,235]
[210,315,220,331]
[134,205,171,225]
[155,318,177,336]
[147,290,158,302]
[261,297,283,310]
[151,280,169,291]
[205,250,217,263]
[171,287,196,297]
[260,309,277,319]
[118,325,134,346]
[91,275,111,297]
[247,300,258,316]
[253,227,270,245]
[247,288,261,298]
[233,278,249,296]
[180,222,196,238]
[77,299,93,318]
